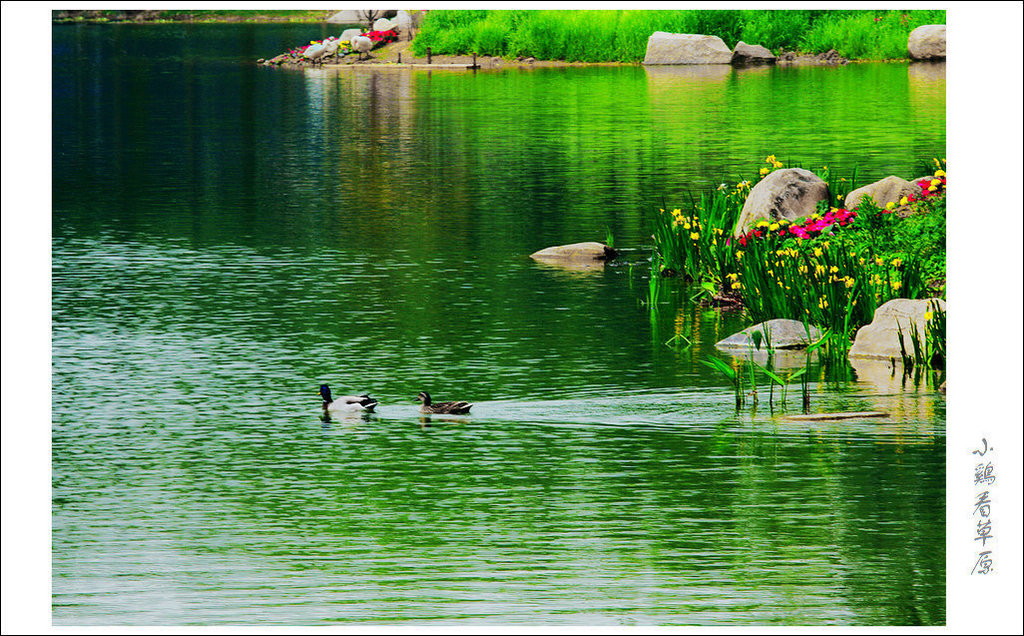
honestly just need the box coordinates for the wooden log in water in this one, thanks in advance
[785,411,889,421]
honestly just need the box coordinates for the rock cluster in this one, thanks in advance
[644,32,777,66]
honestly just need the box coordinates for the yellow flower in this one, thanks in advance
[934,169,946,178]
[769,223,780,231]
[814,248,822,257]
[683,223,691,230]
[760,167,770,176]
[829,265,839,273]
[731,282,742,290]
[891,258,902,267]
[765,154,776,164]
[928,185,937,192]
[931,179,941,186]
[757,220,770,228]
[875,257,884,267]
[690,232,700,241]
[845,277,855,289]
[899,196,909,206]
[885,201,896,210]
[893,281,902,290]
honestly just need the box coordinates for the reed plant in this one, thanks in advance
[897,300,946,371]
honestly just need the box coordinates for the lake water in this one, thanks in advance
[51,23,946,626]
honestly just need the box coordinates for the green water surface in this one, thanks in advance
[51,23,945,626]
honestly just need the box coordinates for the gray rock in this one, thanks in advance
[327,10,364,24]
[732,41,776,65]
[908,25,946,60]
[735,168,830,236]
[394,10,413,31]
[373,17,396,32]
[643,32,733,65]
[716,319,823,350]
[844,176,919,210]
[529,242,617,264]
[394,10,424,31]
[849,298,946,360]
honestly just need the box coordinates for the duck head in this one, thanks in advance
[415,391,431,406]
[319,384,333,405]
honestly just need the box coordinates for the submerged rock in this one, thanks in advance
[908,25,946,60]
[735,168,830,236]
[529,242,617,264]
[844,175,919,211]
[849,298,946,360]
[716,319,823,350]
[643,32,733,65]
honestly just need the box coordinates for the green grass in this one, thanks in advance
[410,10,946,61]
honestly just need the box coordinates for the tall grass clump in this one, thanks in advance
[799,10,947,59]
[411,9,945,61]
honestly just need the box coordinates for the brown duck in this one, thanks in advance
[416,391,472,415]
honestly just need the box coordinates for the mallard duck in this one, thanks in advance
[320,384,378,413]
[416,391,472,415]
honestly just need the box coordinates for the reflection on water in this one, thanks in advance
[52,24,944,626]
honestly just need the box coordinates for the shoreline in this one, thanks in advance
[53,14,929,66]
[258,38,895,70]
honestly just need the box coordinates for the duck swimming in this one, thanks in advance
[416,391,472,415]
[320,384,378,413]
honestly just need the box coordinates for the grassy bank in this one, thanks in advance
[650,157,946,349]
[410,9,946,62]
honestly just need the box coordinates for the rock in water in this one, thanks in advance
[530,242,618,264]
[735,168,830,236]
[716,319,823,350]
[849,298,946,360]
[732,41,776,65]
[643,32,733,65]
[908,25,946,60]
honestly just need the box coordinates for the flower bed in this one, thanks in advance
[650,157,946,341]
